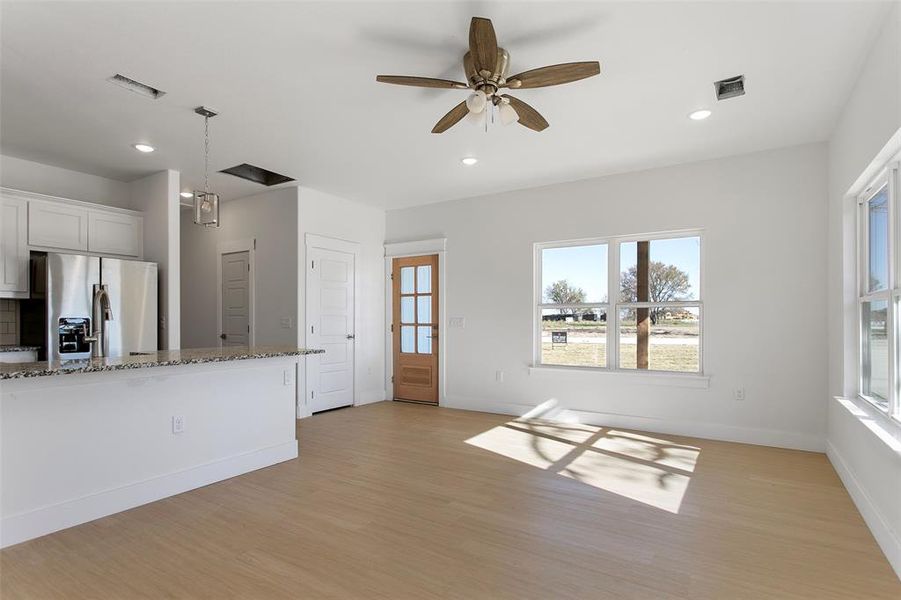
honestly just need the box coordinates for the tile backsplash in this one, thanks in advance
[1,299,20,345]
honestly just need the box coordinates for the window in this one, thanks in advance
[536,232,702,374]
[537,243,608,368]
[857,162,900,420]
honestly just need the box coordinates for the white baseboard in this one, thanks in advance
[826,441,901,580]
[1,440,298,549]
[443,395,825,452]
[358,388,387,406]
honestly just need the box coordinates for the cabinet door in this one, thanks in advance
[0,197,29,295]
[28,200,89,251]
[88,210,143,257]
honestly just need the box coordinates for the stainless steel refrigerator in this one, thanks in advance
[22,252,157,362]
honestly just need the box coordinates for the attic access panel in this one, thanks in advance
[219,163,295,186]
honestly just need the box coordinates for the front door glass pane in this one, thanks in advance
[417,326,432,354]
[417,265,432,293]
[400,297,414,323]
[401,325,415,353]
[417,295,432,323]
[400,267,415,294]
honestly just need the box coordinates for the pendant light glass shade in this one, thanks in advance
[193,191,219,227]
[192,106,221,228]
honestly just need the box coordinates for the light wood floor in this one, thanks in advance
[2,401,898,599]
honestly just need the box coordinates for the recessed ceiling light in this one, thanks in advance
[180,192,193,199]
[133,143,155,153]
[461,157,478,166]
[688,109,712,121]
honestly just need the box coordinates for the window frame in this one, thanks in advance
[856,160,900,421]
[534,230,704,376]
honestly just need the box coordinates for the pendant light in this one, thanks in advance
[193,106,220,228]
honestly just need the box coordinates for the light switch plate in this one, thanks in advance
[449,317,466,329]
[172,415,185,434]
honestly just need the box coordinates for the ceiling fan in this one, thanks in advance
[376,17,600,134]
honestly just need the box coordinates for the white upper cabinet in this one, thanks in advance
[0,196,29,296]
[28,200,89,251]
[88,210,142,257]
[0,190,144,297]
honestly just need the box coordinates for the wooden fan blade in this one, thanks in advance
[376,75,468,89]
[501,95,549,131]
[507,61,600,89]
[432,101,470,134]
[469,17,498,76]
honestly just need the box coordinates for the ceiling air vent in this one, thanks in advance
[107,74,166,99]
[219,163,295,187]
[714,75,745,101]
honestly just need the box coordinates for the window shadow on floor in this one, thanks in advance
[464,411,700,514]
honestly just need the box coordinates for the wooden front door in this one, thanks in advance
[392,255,438,404]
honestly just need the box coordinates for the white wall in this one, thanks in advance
[131,170,180,350]
[826,3,901,579]
[180,187,298,349]
[1,358,299,547]
[298,187,386,411]
[0,154,133,209]
[386,143,828,451]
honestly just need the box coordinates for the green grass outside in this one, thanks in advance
[541,342,699,372]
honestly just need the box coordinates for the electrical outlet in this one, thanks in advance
[280,317,293,329]
[496,370,504,383]
[172,415,185,434]
[284,368,295,386]
[449,317,466,329]
[734,388,745,401]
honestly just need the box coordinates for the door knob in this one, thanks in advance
[219,333,227,340]
[346,334,355,339]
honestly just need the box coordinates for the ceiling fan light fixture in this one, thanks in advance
[375,17,600,134]
[499,100,519,125]
[466,108,486,126]
[465,90,487,113]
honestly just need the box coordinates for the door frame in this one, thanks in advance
[216,238,256,348]
[384,238,447,406]
[304,233,361,417]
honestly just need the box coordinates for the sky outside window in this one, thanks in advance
[542,237,700,303]
[541,244,607,303]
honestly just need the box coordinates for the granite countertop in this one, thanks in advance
[0,346,324,380]
[0,345,40,352]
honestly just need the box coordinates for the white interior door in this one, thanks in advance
[220,251,250,347]
[308,247,354,412]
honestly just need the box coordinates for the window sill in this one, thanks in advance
[834,396,901,451]
[528,364,710,389]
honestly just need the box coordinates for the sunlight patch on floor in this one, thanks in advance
[465,418,700,514]
[465,425,573,469]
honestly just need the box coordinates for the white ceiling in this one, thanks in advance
[0,1,891,209]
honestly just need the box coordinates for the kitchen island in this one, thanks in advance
[0,346,323,547]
